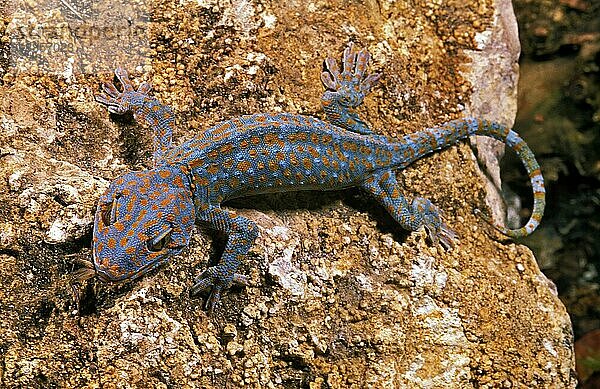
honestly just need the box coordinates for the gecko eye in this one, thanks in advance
[147,228,173,252]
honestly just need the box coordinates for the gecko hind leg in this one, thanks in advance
[321,42,381,135]
[361,170,457,249]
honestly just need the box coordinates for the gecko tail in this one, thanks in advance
[392,118,545,238]
[475,121,545,238]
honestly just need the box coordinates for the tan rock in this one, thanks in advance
[0,0,574,387]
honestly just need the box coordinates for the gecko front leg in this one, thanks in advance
[191,205,257,312]
[95,67,175,165]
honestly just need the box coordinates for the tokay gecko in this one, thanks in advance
[75,43,545,312]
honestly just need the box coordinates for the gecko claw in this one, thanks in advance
[191,266,250,313]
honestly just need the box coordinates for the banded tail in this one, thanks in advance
[393,117,545,238]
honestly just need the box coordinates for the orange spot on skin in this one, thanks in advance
[161,195,175,207]
[322,134,333,144]
[126,247,136,255]
[143,219,158,229]
[302,158,312,169]
[172,175,184,188]
[207,150,218,159]
[159,170,171,179]
[308,146,319,158]
[213,122,232,135]
[207,164,219,175]
[223,158,234,169]
[188,158,205,169]
[239,139,249,149]
[196,176,209,186]
[289,154,299,165]
[259,175,267,182]
[275,152,285,161]
[238,161,252,172]
[219,144,233,154]
[283,169,292,177]
[529,169,541,178]
[321,157,330,166]
[343,141,358,152]
[359,145,371,154]
[107,238,117,249]
[264,133,278,146]
[249,149,258,158]
[257,162,265,170]
[114,221,125,232]
[310,134,319,144]
[251,136,261,145]
[268,160,278,171]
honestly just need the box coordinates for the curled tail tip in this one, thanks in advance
[474,208,539,239]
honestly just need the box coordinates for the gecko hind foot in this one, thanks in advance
[413,197,458,250]
[94,67,152,114]
[426,221,458,250]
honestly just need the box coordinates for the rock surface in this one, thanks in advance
[0,0,576,387]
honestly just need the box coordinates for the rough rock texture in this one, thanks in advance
[0,0,576,387]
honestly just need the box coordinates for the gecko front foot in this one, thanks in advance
[191,266,250,313]
[95,67,152,114]
[321,42,381,107]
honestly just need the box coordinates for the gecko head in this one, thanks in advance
[92,167,195,282]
